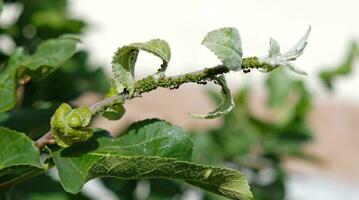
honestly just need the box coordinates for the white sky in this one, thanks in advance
[70,0,359,102]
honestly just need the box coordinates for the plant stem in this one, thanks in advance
[35,57,264,149]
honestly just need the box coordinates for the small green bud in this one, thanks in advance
[99,84,126,120]
[100,103,125,120]
[50,103,93,148]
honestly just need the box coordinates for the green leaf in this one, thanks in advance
[0,127,43,187]
[191,75,235,119]
[99,85,126,120]
[0,38,78,113]
[50,103,93,148]
[112,39,171,95]
[202,27,243,71]
[21,37,79,79]
[319,41,358,90]
[52,119,252,200]
[130,39,171,71]
[0,48,27,113]
[100,103,125,120]
[191,131,223,165]
[31,10,86,33]
[266,69,292,107]
[260,26,311,75]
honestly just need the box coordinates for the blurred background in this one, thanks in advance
[0,0,358,199]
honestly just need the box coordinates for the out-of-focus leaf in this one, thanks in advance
[101,178,138,200]
[0,38,78,113]
[146,179,183,200]
[191,75,234,119]
[0,0,3,16]
[202,27,243,71]
[266,69,292,107]
[0,48,27,113]
[191,131,222,165]
[22,51,110,105]
[0,103,59,140]
[31,10,85,33]
[112,39,171,95]
[20,37,78,79]
[250,165,285,200]
[319,41,358,90]
[1,173,90,200]
[52,120,252,200]
[0,127,44,187]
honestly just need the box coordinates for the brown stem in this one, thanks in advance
[35,130,55,148]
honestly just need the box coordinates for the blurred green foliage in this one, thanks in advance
[319,41,358,90]
[193,69,313,200]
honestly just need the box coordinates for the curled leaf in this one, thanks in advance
[112,39,171,95]
[260,26,311,75]
[202,27,243,71]
[50,103,93,147]
[191,75,234,119]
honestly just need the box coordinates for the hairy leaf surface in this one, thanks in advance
[191,75,235,119]
[202,27,243,71]
[52,119,251,200]
[0,127,43,187]
[260,27,311,75]
[112,39,171,95]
